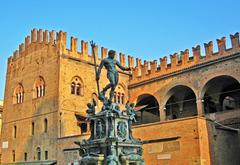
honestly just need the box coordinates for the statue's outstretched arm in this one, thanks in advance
[116,61,131,71]
[96,60,104,80]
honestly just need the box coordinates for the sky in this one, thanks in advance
[0,0,240,100]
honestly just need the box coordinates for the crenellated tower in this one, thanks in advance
[1,28,132,164]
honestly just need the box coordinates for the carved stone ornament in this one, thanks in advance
[117,121,127,139]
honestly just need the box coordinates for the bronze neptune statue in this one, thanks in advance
[96,50,131,101]
[77,41,145,165]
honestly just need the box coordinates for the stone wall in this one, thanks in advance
[206,110,240,165]
[132,117,211,165]
[1,33,60,163]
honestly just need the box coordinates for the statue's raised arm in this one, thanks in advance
[116,60,131,71]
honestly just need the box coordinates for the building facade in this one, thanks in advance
[0,29,240,165]
[0,100,3,163]
[0,100,3,135]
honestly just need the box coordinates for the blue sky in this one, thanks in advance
[0,0,240,100]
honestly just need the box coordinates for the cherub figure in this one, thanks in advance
[125,101,136,122]
[86,99,96,120]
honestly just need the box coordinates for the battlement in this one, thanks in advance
[8,28,138,69]
[8,28,56,65]
[7,29,240,82]
[130,33,240,84]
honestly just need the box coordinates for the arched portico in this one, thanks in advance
[201,75,240,113]
[135,94,160,124]
[163,85,197,120]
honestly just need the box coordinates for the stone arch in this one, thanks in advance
[201,75,240,113]
[33,76,45,98]
[13,83,24,104]
[71,76,84,96]
[135,94,160,124]
[161,81,197,104]
[130,91,154,104]
[118,82,127,91]
[163,85,197,120]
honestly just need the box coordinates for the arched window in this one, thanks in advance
[45,151,48,160]
[71,82,76,94]
[44,118,48,133]
[117,92,121,104]
[36,147,41,161]
[76,83,81,95]
[12,150,15,162]
[71,76,84,96]
[13,84,24,104]
[32,122,35,135]
[121,94,125,104]
[33,76,45,98]
[13,125,17,138]
[24,152,27,161]
[113,85,126,104]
